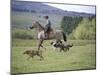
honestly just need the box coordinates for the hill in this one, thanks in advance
[11,0,95,17]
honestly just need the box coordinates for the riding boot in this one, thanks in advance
[44,32,47,39]
[45,33,48,39]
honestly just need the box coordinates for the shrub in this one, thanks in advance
[12,29,34,39]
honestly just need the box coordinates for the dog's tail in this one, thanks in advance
[50,42,54,45]
[62,32,67,42]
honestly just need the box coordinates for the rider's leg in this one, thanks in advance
[46,27,50,38]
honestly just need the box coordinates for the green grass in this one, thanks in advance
[11,39,96,74]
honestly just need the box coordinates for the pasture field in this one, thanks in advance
[11,39,96,74]
[11,11,62,29]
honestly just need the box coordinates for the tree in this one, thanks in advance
[61,16,83,34]
[73,18,96,40]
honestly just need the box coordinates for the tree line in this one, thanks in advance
[61,16,96,40]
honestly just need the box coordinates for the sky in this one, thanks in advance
[44,3,95,14]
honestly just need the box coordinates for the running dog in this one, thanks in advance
[23,50,43,60]
[51,40,73,52]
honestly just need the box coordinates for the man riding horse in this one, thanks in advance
[44,16,52,38]
[30,16,67,51]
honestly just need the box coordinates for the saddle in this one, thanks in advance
[44,27,53,38]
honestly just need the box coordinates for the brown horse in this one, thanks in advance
[30,21,67,51]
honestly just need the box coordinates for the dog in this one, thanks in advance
[51,40,73,52]
[23,50,43,60]
[51,41,62,50]
[62,44,73,52]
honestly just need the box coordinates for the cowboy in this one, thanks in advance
[44,16,51,38]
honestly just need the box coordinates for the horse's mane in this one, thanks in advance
[36,21,45,30]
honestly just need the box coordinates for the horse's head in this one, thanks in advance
[30,21,39,29]
[30,20,44,31]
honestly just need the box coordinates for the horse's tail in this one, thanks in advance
[62,32,67,42]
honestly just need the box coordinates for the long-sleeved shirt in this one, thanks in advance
[45,19,51,27]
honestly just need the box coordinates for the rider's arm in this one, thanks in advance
[46,20,51,27]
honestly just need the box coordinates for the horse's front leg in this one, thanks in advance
[38,39,44,50]
[40,44,46,50]
[38,41,41,51]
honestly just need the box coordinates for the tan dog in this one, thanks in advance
[23,50,43,60]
